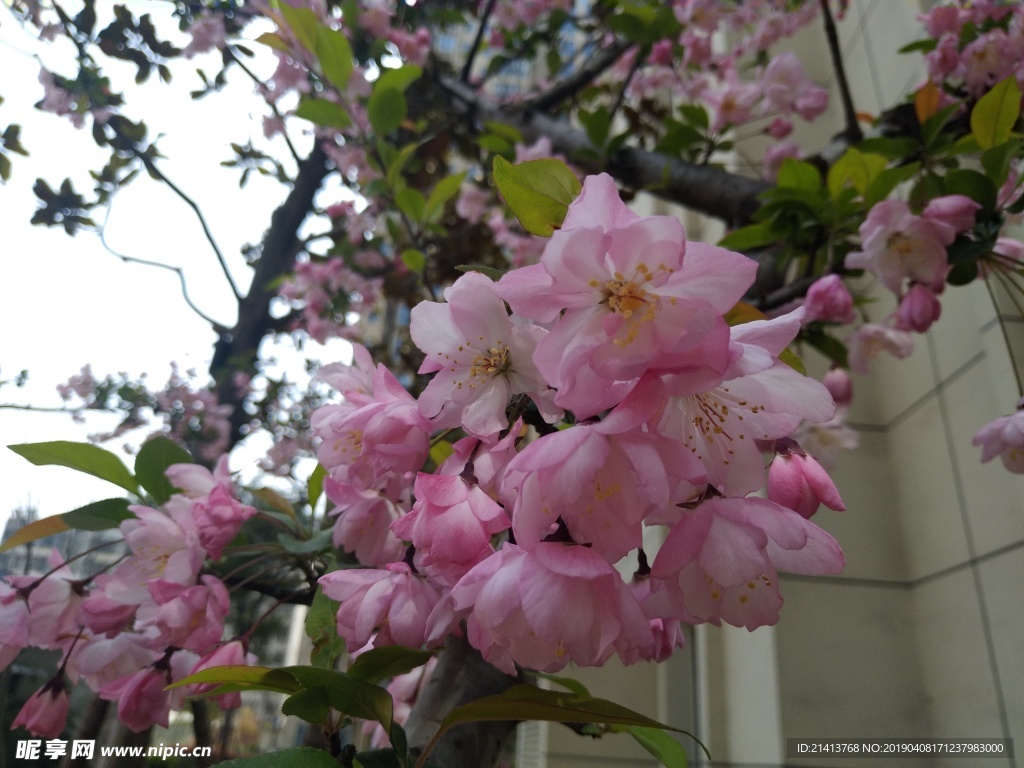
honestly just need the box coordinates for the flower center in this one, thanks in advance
[469,345,510,381]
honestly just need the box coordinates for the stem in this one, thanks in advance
[99,204,227,330]
[461,0,498,83]
[986,274,1024,397]
[819,0,863,144]
[240,587,309,642]
[524,39,629,113]
[226,46,302,166]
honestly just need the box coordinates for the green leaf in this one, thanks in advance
[864,162,919,208]
[855,137,918,159]
[944,168,997,214]
[401,249,426,274]
[947,260,979,286]
[532,672,591,697]
[491,156,581,236]
[971,76,1022,150]
[718,222,778,251]
[396,187,426,223]
[282,666,394,731]
[981,140,1021,188]
[276,2,320,53]
[428,439,454,466]
[415,684,684,768]
[211,747,343,768]
[455,264,506,281]
[348,646,435,684]
[369,86,407,136]
[253,487,297,518]
[678,104,709,130]
[172,665,302,695]
[255,31,291,54]
[0,514,69,554]
[62,498,134,531]
[294,98,351,129]
[617,725,691,767]
[582,106,612,149]
[826,148,887,198]
[387,143,419,187]
[425,172,467,222]
[376,65,423,94]
[135,436,192,504]
[776,159,822,192]
[281,686,331,725]
[9,441,138,494]
[277,528,333,555]
[308,463,326,511]
[305,587,345,669]
[315,25,353,90]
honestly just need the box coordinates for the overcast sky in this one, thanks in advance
[0,6,344,530]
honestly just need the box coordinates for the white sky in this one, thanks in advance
[0,5,347,529]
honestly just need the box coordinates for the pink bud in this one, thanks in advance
[650,40,675,67]
[767,443,845,519]
[803,274,856,324]
[893,284,942,333]
[822,368,853,408]
[766,117,793,139]
[922,195,980,240]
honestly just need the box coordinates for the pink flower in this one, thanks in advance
[651,497,844,630]
[435,543,654,674]
[499,174,753,417]
[846,323,914,374]
[762,141,800,181]
[137,576,230,652]
[12,681,70,738]
[391,474,509,584]
[103,650,199,731]
[892,284,942,333]
[456,183,492,224]
[845,200,952,295]
[803,274,856,324]
[822,368,853,409]
[766,438,845,519]
[411,272,559,437]
[766,117,793,139]
[319,562,441,651]
[973,399,1024,472]
[0,582,30,648]
[71,633,157,691]
[324,477,405,566]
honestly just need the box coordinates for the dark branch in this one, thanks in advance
[461,0,498,83]
[523,39,630,113]
[441,76,770,224]
[211,142,331,446]
[820,0,863,144]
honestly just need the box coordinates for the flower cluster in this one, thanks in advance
[0,457,257,737]
[315,174,845,675]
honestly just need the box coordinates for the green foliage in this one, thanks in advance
[61,497,134,531]
[368,66,423,136]
[9,440,138,494]
[970,76,1022,150]
[348,646,435,684]
[135,436,192,505]
[210,747,343,768]
[305,587,346,669]
[294,98,352,130]
[491,156,581,236]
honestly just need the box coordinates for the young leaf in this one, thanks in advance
[369,86,407,136]
[775,159,822,192]
[62,498,134,531]
[315,25,353,91]
[491,156,581,236]
[9,441,138,494]
[276,2,320,53]
[425,171,467,222]
[348,646,435,684]
[305,587,346,669]
[171,665,302,695]
[135,436,192,505]
[971,76,1022,150]
[282,666,394,731]
[308,463,326,511]
[281,686,331,725]
[294,98,351,129]
[401,249,426,274]
[415,683,684,768]
[0,514,69,554]
[616,725,693,767]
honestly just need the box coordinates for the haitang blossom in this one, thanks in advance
[767,438,846,519]
[973,398,1024,473]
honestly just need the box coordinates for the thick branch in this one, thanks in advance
[405,634,520,768]
[211,143,330,446]
[441,76,770,224]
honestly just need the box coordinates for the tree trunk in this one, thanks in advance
[405,635,520,768]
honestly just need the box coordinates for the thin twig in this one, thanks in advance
[819,0,862,143]
[106,122,244,302]
[99,205,227,330]
[461,0,498,83]
[226,46,302,166]
[988,273,1024,397]
[607,46,645,127]
[522,38,630,113]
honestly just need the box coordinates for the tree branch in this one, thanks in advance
[211,142,331,446]
[440,76,771,224]
[522,39,630,113]
[819,0,862,144]
[461,0,497,83]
